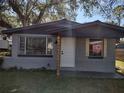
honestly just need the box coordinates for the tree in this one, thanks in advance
[1,0,111,28]
[113,5,124,26]
[0,0,77,28]
[77,0,124,26]
[1,0,124,28]
[0,0,12,28]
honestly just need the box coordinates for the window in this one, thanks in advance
[89,39,104,57]
[19,36,53,56]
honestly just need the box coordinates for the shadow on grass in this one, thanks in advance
[0,70,124,93]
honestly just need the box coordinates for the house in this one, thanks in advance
[0,27,12,57]
[0,27,12,50]
[2,19,124,76]
[116,36,124,61]
[116,42,124,61]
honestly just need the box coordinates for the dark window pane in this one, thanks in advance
[19,36,53,56]
[26,37,46,55]
[89,39,103,57]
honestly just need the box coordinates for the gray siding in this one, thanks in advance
[3,34,116,73]
[3,34,56,69]
[11,34,19,57]
[3,57,56,69]
[75,38,115,73]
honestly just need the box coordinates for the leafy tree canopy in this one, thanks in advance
[0,0,124,28]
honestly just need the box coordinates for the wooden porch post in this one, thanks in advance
[56,33,61,79]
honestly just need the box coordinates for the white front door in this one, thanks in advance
[61,37,75,67]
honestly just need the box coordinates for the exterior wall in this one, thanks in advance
[11,34,19,57]
[3,57,56,69]
[3,34,116,73]
[0,40,9,49]
[75,38,115,73]
[2,34,56,69]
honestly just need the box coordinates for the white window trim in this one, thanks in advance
[104,39,107,57]
[24,36,26,55]
[86,38,89,56]
[46,36,48,55]
[18,35,53,56]
[86,38,107,58]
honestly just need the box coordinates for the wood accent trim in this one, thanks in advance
[86,38,89,56]
[56,33,61,79]
[104,39,107,57]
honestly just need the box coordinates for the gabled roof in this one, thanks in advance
[78,20,124,31]
[2,19,124,38]
[71,20,124,38]
[2,19,81,34]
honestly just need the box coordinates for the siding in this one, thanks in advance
[3,57,56,69]
[2,34,56,69]
[75,38,115,73]
[3,34,116,72]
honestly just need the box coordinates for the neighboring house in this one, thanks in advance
[116,42,124,61]
[0,27,12,50]
[1,19,124,73]
[0,27,9,50]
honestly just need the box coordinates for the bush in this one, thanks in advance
[8,66,18,71]
[0,51,11,56]
[0,57,3,68]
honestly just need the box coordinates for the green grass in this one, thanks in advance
[116,60,124,74]
[0,71,124,93]
[116,60,124,69]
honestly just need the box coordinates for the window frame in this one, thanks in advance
[88,38,104,58]
[18,35,53,57]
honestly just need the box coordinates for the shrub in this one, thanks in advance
[8,66,18,71]
[0,51,11,56]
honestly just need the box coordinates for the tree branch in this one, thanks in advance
[33,0,62,24]
[8,0,26,26]
[0,18,12,28]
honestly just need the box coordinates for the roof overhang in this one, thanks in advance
[2,19,124,38]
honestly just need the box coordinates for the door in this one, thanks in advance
[61,37,75,67]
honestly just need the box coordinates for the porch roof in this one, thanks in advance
[2,19,124,38]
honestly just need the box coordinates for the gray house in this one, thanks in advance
[2,19,124,75]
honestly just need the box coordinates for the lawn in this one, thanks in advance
[116,60,124,74]
[116,60,124,69]
[0,71,124,93]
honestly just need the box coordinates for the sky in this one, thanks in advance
[75,0,124,25]
[75,1,105,24]
[76,11,104,23]
[76,9,124,25]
